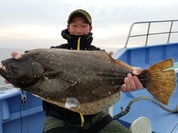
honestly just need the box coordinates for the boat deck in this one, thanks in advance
[113,43,178,133]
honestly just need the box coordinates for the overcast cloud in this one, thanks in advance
[0,0,178,52]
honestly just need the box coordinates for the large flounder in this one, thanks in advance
[0,49,176,115]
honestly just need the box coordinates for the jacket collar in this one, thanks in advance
[61,29,93,50]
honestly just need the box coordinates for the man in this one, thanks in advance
[10,9,143,133]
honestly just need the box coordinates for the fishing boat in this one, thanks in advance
[0,20,178,133]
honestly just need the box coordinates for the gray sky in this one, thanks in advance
[0,0,178,52]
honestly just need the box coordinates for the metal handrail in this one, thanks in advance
[124,20,178,48]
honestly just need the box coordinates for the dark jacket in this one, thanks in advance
[43,29,102,124]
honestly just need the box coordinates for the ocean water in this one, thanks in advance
[0,48,25,91]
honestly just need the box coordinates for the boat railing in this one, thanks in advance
[124,20,178,48]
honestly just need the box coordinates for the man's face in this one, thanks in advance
[67,16,92,35]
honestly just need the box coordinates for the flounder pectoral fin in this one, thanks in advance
[30,71,72,100]
[43,71,62,79]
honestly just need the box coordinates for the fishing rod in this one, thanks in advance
[113,96,178,120]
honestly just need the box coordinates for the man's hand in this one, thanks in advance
[121,67,143,92]
[11,51,23,59]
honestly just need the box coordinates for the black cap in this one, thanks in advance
[67,9,92,25]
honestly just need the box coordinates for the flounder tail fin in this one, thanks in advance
[144,58,176,105]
